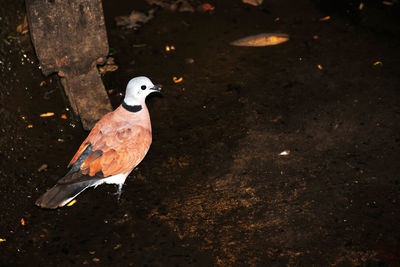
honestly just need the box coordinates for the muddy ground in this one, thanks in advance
[1,0,400,266]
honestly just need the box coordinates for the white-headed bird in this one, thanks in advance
[36,76,161,209]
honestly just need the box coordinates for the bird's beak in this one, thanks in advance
[151,85,162,92]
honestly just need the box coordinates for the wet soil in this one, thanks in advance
[1,0,400,266]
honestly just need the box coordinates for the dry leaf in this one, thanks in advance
[115,9,155,29]
[99,65,118,74]
[279,150,290,156]
[16,24,23,33]
[37,164,48,172]
[40,112,55,117]
[173,77,183,83]
[231,33,289,47]
[198,3,215,12]
[242,0,263,6]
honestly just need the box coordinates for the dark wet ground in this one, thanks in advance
[1,0,400,266]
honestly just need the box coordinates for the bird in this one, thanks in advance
[36,76,161,209]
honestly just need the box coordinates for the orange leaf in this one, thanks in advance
[201,3,215,11]
[40,112,55,117]
[173,77,183,83]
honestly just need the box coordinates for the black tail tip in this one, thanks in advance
[35,195,63,209]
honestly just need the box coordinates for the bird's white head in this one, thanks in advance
[124,76,161,106]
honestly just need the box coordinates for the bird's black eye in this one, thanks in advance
[141,85,146,90]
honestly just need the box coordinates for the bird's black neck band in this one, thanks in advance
[122,101,142,112]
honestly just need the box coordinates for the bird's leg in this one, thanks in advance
[113,183,124,201]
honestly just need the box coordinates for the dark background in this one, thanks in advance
[0,0,399,265]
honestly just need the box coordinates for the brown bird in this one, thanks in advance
[36,76,161,209]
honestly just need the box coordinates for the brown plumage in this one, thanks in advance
[68,106,152,177]
[36,76,161,209]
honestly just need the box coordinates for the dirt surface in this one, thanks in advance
[1,0,400,266]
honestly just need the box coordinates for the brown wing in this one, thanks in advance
[68,122,152,177]
[68,112,113,168]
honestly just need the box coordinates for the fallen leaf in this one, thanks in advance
[40,112,55,117]
[39,234,46,238]
[92,258,100,263]
[0,238,6,242]
[40,81,46,87]
[115,9,155,29]
[198,3,215,12]
[382,1,393,5]
[373,61,383,66]
[231,33,289,47]
[320,16,331,21]
[20,218,25,226]
[60,114,67,119]
[173,76,183,83]
[99,65,118,74]
[317,64,323,70]
[16,24,23,33]
[279,150,290,156]
[27,124,33,128]
[17,16,29,35]
[37,164,48,172]
[67,199,77,207]
[242,0,263,6]
[313,35,319,39]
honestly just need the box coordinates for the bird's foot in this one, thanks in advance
[110,184,124,201]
